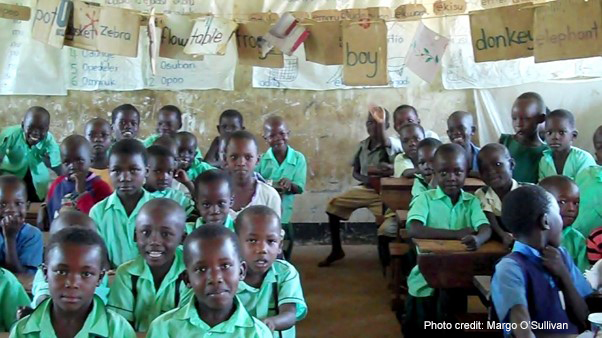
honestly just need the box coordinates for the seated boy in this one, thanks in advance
[10,227,136,337]
[447,111,480,177]
[0,175,43,274]
[540,176,589,272]
[189,169,235,234]
[393,105,439,141]
[108,199,192,332]
[474,143,524,248]
[146,224,272,337]
[257,116,307,260]
[393,123,425,178]
[0,106,62,202]
[403,143,491,336]
[144,145,195,216]
[143,105,203,160]
[499,92,549,184]
[491,185,592,336]
[205,109,245,168]
[320,107,399,267]
[539,109,596,181]
[112,104,140,141]
[226,131,281,219]
[235,206,307,337]
[0,267,30,332]
[45,135,113,224]
[174,131,215,193]
[84,117,113,188]
[90,139,155,267]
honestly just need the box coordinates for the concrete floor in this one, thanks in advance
[294,245,401,338]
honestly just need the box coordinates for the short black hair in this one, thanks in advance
[546,109,576,128]
[183,224,242,265]
[398,123,425,137]
[175,131,197,146]
[502,185,553,236]
[539,175,577,193]
[448,110,474,125]
[225,130,258,150]
[0,175,27,199]
[147,145,175,160]
[477,143,511,170]
[417,138,442,152]
[393,105,418,119]
[111,104,140,124]
[46,227,109,270]
[25,106,50,120]
[137,198,186,231]
[220,109,244,126]
[61,134,92,153]
[434,143,467,164]
[194,169,232,197]
[234,205,281,234]
[516,92,545,115]
[159,105,183,128]
[109,139,147,166]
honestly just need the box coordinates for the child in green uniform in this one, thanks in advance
[90,139,155,267]
[411,138,442,198]
[144,146,195,216]
[499,92,548,184]
[0,268,30,332]
[474,143,524,248]
[539,109,596,181]
[174,132,215,189]
[146,225,271,337]
[572,127,602,237]
[0,106,62,202]
[111,104,140,141]
[392,123,425,178]
[84,118,113,188]
[205,109,245,168]
[108,199,192,332]
[143,105,203,159]
[447,111,480,178]
[257,116,307,260]
[10,227,136,338]
[188,169,235,234]
[540,176,589,272]
[403,143,491,336]
[235,206,307,337]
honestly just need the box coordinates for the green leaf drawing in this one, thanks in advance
[435,55,439,63]
[426,57,433,62]
[424,48,430,54]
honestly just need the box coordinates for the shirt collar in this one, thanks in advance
[483,179,519,201]
[512,241,541,259]
[433,186,471,202]
[264,146,296,165]
[176,296,255,332]
[127,249,185,285]
[237,265,278,293]
[196,215,234,230]
[104,189,152,212]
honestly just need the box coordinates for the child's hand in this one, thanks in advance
[1,214,22,239]
[456,228,474,240]
[461,235,480,251]
[369,105,385,124]
[174,169,191,184]
[542,246,569,279]
[71,171,87,194]
[16,306,34,320]
[278,178,292,193]
[262,317,277,331]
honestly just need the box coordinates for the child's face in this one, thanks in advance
[544,116,576,153]
[157,110,181,136]
[263,121,290,152]
[84,121,111,156]
[112,110,140,141]
[61,143,91,180]
[109,153,148,197]
[478,149,513,190]
[394,109,419,134]
[196,180,232,225]
[45,243,104,313]
[226,138,258,181]
[185,236,246,312]
[22,113,49,146]
[237,214,282,276]
[548,183,580,228]
[417,146,437,180]
[399,126,425,160]
[218,117,243,138]
[136,208,184,269]
[434,153,467,197]
[545,196,564,248]
[511,99,543,142]
[147,155,176,191]
[595,128,602,165]
[176,135,197,171]
[447,115,474,149]
[0,183,26,224]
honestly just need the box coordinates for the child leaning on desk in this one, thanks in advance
[402,143,491,337]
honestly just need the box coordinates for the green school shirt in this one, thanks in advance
[573,166,602,237]
[538,146,596,181]
[186,159,216,182]
[143,134,203,159]
[107,249,192,332]
[0,125,61,200]
[411,174,431,199]
[256,146,307,224]
[146,296,272,338]
[237,260,308,338]
[185,215,235,234]
[562,226,589,273]
[393,153,414,178]
[406,187,489,297]
[90,189,156,267]
[499,133,548,184]
[31,268,110,307]
[10,296,136,338]
[149,188,195,215]
[1,268,30,332]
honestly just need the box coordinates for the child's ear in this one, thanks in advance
[42,264,48,282]
[144,166,150,178]
[239,260,247,281]
[540,213,550,230]
[509,158,516,171]
[572,130,579,139]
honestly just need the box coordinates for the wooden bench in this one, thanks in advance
[473,275,492,307]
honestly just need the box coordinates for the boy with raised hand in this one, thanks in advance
[0,106,62,202]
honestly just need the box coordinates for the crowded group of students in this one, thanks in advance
[1,91,602,337]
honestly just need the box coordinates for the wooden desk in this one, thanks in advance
[16,273,34,294]
[414,239,508,289]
